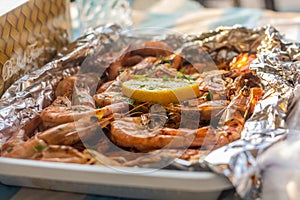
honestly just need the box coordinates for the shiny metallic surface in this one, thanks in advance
[203,26,299,199]
[0,24,123,144]
[0,24,299,199]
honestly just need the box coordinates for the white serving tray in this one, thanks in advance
[0,157,232,199]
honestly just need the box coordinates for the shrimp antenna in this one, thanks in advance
[123,102,149,116]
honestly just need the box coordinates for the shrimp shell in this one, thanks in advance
[110,117,214,151]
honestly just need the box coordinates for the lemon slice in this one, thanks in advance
[122,78,200,104]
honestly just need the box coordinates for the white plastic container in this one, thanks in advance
[0,157,232,200]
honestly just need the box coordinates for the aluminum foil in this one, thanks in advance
[203,26,300,199]
[0,24,125,144]
[0,24,299,199]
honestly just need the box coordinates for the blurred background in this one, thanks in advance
[71,0,300,41]
[132,0,300,12]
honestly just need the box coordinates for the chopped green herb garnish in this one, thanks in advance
[162,76,169,82]
[160,56,173,64]
[125,98,135,106]
[134,106,143,113]
[206,91,214,101]
[34,145,47,152]
[176,72,184,78]
[183,75,192,81]
[179,68,186,74]
[139,84,146,88]
[133,75,148,79]
[162,56,168,62]
[148,86,155,90]
[118,69,124,75]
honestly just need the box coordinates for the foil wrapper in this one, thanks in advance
[203,26,300,199]
[0,24,299,199]
[0,25,124,144]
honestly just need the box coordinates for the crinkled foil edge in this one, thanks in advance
[0,24,122,144]
[203,26,300,199]
[1,24,299,199]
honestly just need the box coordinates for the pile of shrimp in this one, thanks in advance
[0,41,263,166]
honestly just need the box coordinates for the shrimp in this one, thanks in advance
[130,41,173,57]
[94,69,132,107]
[72,85,95,108]
[214,86,264,147]
[38,145,93,164]
[110,86,263,151]
[158,53,182,70]
[3,118,95,158]
[5,141,93,164]
[110,116,215,151]
[106,42,165,81]
[41,102,129,128]
[121,149,207,167]
[94,57,178,107]
[1,115,42,155]
[55,74,99,100]
[2,100,129,160]
[96,80,114,94]
[41,105,95,127]
[229,53,256,74]
[2,136,47,158]
[165,100,229,128]
[3,112,111,160]
[55,76,77,99]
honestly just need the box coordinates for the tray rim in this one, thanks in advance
[0,157,232,192]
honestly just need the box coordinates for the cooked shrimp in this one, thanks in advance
[229,53,256,73]
[41,102,129,127]
[37,119,99,146]
[215,86,264,147]
[51,96,72,107]
[94,70,132,107]
[110,116,215,151]
[3,136,47,158]
[55,74,99,100]
[111,86,263,151]
[1,115,42,155]
[72,86,95,108]
[38,145,92,164]
[94,92,130,107]
[96,80,114,94]
[106,41,172,81]
[165,100,229,129]
[5,141,93,164]
[3,101,129,159]
[41,105,95,125]
[160,53,182,70]
[122,55,144,67]
[55,76,77,99]
[4,116,104,159]
[130,41,173,57]
[130,57,159,75]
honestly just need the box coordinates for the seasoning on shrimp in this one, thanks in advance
[0,42,263,166]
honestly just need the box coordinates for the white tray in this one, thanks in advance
[0,157,232,199]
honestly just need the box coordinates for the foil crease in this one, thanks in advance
[0,24,298,199]
[203,26,300,199]
[0,24,124,144]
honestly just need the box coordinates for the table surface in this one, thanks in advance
[2,0,300,199]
